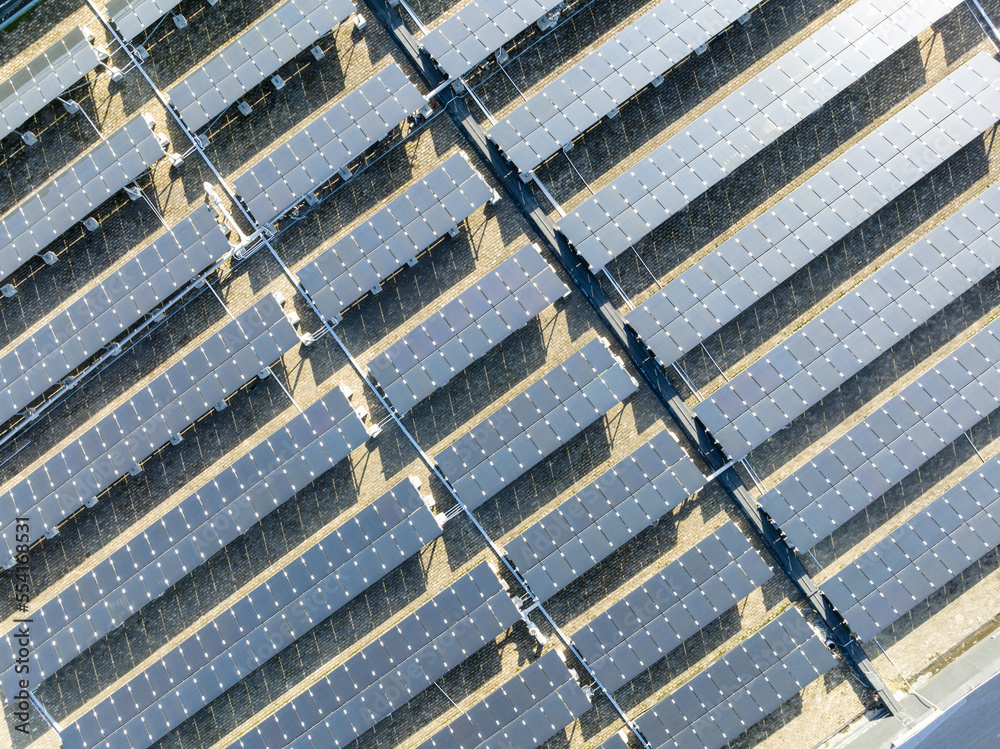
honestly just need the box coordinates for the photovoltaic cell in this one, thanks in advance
[0,205,233,426]
[759,315,1000,552]
[0,113,167,284]
[627,53,1000,369]
[694,177,1000,461]
[231,62,425,224]
[59,478,443,749]
[488,0,764,175]
[367,243,568,414]
[420,0,564,79]
[0,294,300,568]
[504,430,707,601]
[165,0,357,131]
[1,386,372,697]
[225,561,518,749]
[297,152,494,322]
[822,452,1000,641]
[601,608,838,749]
[415,649,590,749]
[572,522,772,691]
[0,27,101,141]
[555,0,966,271]
[435,337,639,509]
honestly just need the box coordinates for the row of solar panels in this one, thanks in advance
[428,527,773,749]
[0,26,102,143]
[695,174,1000,460]
[416,649,591,749]
[225,560,519,749]
[0,112,168,286]
[505,429,707,600]
[1,385,372,696]
[366,243,569,415]
[760,314,1000,553]
[602,607,839,749]
[823,451,1000,641]
[165,0,357,131]
[232,62,426,224]
[627,52,1000,371]
[419,0,563,80]
[0,294,300,567]
[435,337,640,508]
[0,203,233,425]
[61,477,444,749]
[488,0,762,176]
[573,520,773,692]
[298,151,494,322]
[555,0,965,271]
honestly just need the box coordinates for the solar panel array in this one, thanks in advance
[505,429,707,601]
[366,243,569,415]
[823,454,1000,641]
[232,62,425,224]
[419,0,563,80]
[435,337,639,509]
[572,522,773,692]
[488,0,763,176]
[0,112,167,284]
[0,205,233,426]
[628,53,1000,369]
[760,318,1000,553]
[555,0,965,271]
[0,26,101,142]
[601,607,839,749]
[694,180,1000,462]
[297,152,493,322]
[1,387,370,698]
[226,561,519,749]
[61,477,443,749]
[165,0,357,132]
[415,649,591,749]
[0,294,300,568]
[106,0,185,40]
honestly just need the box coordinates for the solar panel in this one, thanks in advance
[0,27,101,142]
[231,63,425,224]
[367,243,568,414]
[297,152,495,323]
[57,478,443,749]
[416,649,589,749]
[165,0,357,131]
[572,522,772,691]
[0,387,370,697]
[695,170,1000,461]
[822,452,1000,641]
[759,310,1000,552]
[0,113,167,286]
[0,295,299,570]
[628,49,1000,372]
[555,0,967,271]
[487,0,764,175]
[420,0,563,79]
[603,608,837,749]
[0,205,232,426]
[504,430,707,602]
[222,561,516,749]
[435,337,638,510]
[105,0,187,40]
